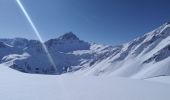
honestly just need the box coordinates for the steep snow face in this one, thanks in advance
[80,23,170,79]
[45,32,90,53]
[1,23,170,79]
[143,44,170,63]
[58,32,80,40]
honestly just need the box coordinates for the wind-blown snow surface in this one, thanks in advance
[0,63,170,100]
[147,76,170,84]
[1,23,170,79]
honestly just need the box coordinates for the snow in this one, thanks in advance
[1,23,170,79]
[45,32,90,53]
[0,63,170,100]
[147,76,170,84]
[77,23,170,79]
[1,24,170,99]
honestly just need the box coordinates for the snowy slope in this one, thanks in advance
[0,63,170,100]
[1,23,170,79]
[75,22,170,79]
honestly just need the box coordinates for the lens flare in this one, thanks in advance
[16,0,57,71]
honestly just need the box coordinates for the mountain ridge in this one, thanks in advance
[0,23,170,79]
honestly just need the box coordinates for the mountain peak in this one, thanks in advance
[58,32,79,40]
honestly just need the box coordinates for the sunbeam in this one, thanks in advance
[16,0,57,72]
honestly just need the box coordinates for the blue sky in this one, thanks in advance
[0,0,170,45]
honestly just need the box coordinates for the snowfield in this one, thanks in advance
[146,76,170,84]
[0,63,170,100]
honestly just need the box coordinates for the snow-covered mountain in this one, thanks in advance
[1,23,170,79]
[0,38,29,49]
[0,41,22,62]
[45,32,90,53]
[81,22,170,79]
